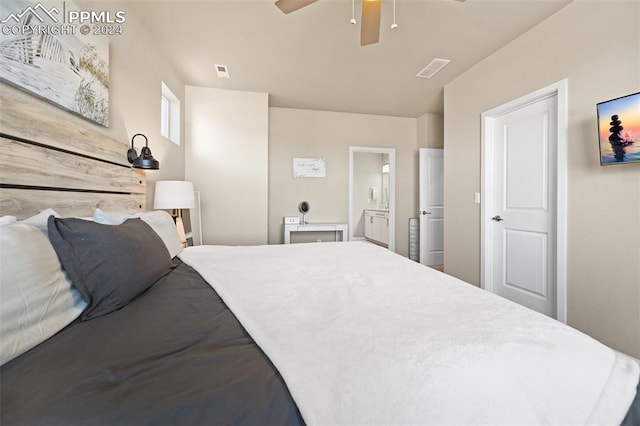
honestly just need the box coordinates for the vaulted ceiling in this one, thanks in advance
[131,0,571,117]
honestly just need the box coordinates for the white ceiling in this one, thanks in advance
[131,0,571,117]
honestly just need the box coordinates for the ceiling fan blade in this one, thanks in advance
[361,0,382,46]
[275,0,319,14]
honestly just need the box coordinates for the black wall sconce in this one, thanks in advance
[127,133,159,170]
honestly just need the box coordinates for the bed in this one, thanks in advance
[1,87,639,425]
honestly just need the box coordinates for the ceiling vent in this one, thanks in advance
[416,58,450,79]
[215,64,230,79]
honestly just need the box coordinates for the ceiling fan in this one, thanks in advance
[275,0,466,46]
[275,0,383,46]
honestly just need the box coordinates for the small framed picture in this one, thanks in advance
[293,157,326,178]
[597,92,640,165]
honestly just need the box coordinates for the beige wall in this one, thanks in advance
[417,112,444,149]
[269,107,417,256]
[185,86,269,246]
[108,1,186,207]
[1,1,186,208]
[444,0,640,357]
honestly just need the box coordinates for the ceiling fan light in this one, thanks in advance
[390,0,398,30]
[350,0,356,24]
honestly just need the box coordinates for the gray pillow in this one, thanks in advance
[48,217,174,320]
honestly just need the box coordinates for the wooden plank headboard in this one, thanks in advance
[0,87,146,219]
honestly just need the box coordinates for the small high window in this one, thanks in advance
[161,82,180,145]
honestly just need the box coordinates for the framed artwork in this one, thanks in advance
[293,157,326,178]
[0,0,109,126]
[597,92,640,165]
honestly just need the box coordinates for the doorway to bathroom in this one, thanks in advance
[348,147,396,253]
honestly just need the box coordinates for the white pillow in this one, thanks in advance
[93,209,183,258]
[0,211,87,366]
[0,216,16,226]
[139,210,183,258]
[92,209,132,225]
[18,208,59,230]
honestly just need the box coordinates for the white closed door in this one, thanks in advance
[489,95,557,317]
[419,148,444,266]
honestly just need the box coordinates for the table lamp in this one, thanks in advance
[153,180,196,247]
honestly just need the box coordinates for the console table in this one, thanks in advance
[284,223,348,244]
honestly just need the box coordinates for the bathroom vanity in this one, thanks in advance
[364,209,389,247]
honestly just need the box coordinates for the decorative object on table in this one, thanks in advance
[127,134,159,170]
[284,216,301,225]
[298,201,310,224]
[154,181,196,247]
[0,0,110,126]
[597,92,640,165]
[293,158,326,178]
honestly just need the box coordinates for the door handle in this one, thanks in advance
[421,210,431,215]
[491,215,503,222]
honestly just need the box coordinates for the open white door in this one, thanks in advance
[419,148,444,266]
[349,147,396,253]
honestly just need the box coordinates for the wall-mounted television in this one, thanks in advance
[597,92,640,165]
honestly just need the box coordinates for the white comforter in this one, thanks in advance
[179,242,639,425]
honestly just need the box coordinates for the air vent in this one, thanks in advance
[416,58,450,79]
[215,64,230,79]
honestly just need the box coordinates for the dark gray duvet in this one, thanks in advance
[0,261,304,426]
[623,381,640,426]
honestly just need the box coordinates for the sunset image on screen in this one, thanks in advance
[598,92,640,164]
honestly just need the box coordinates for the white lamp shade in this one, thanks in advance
[153,181,196,210]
